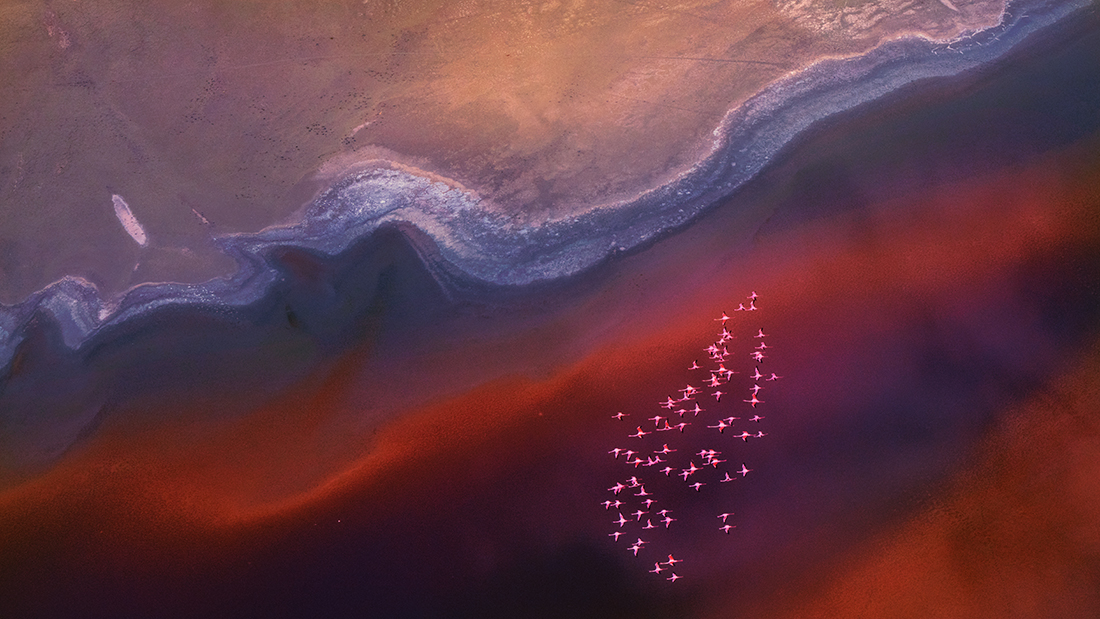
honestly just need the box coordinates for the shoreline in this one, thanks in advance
[0,0,1088,373]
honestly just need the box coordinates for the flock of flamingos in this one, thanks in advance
[602,292,779,582]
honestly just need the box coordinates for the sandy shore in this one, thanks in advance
[0,0,1012,304]
[0,0,1084,381]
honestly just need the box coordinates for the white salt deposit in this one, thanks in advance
[111,194,149,247]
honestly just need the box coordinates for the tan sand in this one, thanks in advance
[0,0,1005,303]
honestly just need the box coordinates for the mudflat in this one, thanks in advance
[0,0,1004,302]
